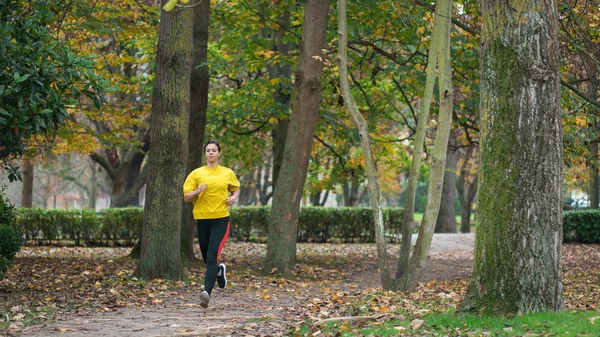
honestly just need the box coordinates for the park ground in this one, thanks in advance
[1,234,599,336]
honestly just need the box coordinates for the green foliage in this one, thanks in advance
[563,209,600,243]
[16,207,142,246]
[0,0,108,174]
[0,224,22,280]
[231,206,404,243]
[0,187,20,280]
[99,208,143,246]
[311,309,600,336]
[0,186,16,226]
[15,206,403,245]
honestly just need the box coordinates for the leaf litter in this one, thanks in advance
[0,242,598,336]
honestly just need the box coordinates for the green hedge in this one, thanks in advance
[14,207,600,246]
[16,206,404,245]
[1,189,21,280]
[563,209,600,243]
[230,206,404,243]
[16,208,143,246]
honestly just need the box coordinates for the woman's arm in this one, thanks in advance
[226,189,240,206]
[184,184,207,203]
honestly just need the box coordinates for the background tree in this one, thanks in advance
[264,0,332,273]
[135,1,193,280]
[180,0,211,262]
[459,0,563,314]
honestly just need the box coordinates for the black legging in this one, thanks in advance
[197,217,230,295]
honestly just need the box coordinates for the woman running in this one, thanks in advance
[183,139,240,308]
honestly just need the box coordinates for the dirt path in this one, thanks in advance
[10,234,475,337]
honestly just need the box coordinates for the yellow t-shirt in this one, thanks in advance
[183,165,240,219]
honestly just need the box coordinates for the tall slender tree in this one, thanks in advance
[135,1,193,280]
[264,0,331,273]
[459,0,563,315]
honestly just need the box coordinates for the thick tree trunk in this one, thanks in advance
[459,0,563,315]
[435,130,458,233]
[264,0,331,274]
[180,0,210,262]
[20,158,33,208]
[134,2,192,280]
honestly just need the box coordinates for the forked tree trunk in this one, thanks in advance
[264,0,331,274]
[395,0,453,287]
[396,0,449,278]
[180,0,210,262]
[134,2,192,280]
[393,0,454,290]
[458,0,563,315]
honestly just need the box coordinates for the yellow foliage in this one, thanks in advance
[163,0,178,11]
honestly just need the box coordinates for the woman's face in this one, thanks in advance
[205,144,220,162]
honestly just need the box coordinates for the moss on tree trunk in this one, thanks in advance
[135,3,193,280]
[459,0,563,315]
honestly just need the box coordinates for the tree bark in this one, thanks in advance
[459,0,563,315]
[20,158,33,208]
[134,1,192,280]
[258,1,293,192]
[435,129,458,233]
[180,0,210,262]
[393,0,454,291]
[395,0,451,281]
[457,145,478,233]
[264,0,331,274]
[338,0,392,288]
[588,73,599,208]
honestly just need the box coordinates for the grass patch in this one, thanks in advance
[302,309,600,336]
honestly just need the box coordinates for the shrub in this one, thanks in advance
[563,209,600,243]
[0,188,21,280]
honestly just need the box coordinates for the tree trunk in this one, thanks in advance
[459,0,563,315]
[588,73,599,208]
[457,145,478,233]
[134,2,192,280]
[395,0,450,280]
[338,0,392,288]
[435,129,458,233]
[393,0,453,291]
[264,0,331,274]
[21,158,33,208]
[590,139,599,209]
[180,0,210,262]
[258,1,293,191]
[87,159,98,210]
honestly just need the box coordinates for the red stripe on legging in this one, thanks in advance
[216,222,230,263]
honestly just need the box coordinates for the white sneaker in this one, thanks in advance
[217,263,227,289]
[200,290,210,308]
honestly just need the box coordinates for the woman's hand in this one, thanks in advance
[196,184,208,194]
[225,195,237,206]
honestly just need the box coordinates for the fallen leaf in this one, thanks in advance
[410,319,424,330]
